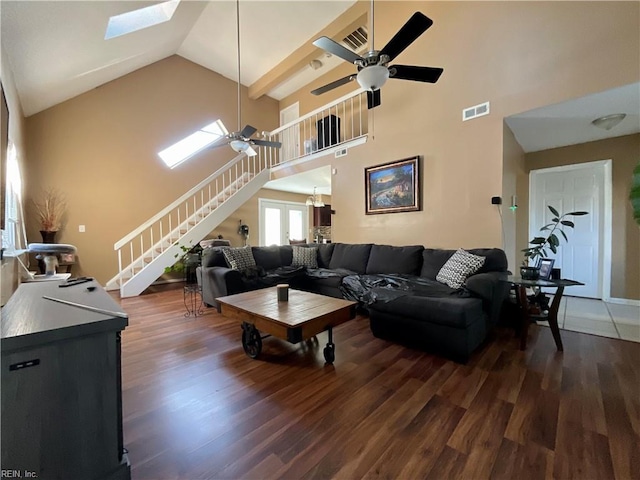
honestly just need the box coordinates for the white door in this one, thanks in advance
[259,199,308,246]
[530,161,611,299]
[279,102,300,162]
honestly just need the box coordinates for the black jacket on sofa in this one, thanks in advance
[196,243,509,362]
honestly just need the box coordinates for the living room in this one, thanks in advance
[1,1,639,479]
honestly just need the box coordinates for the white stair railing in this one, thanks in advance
[110,147,277,296]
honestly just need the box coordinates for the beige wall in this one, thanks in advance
[280,2,639,253]
[25,56,280,284]
[502,124,526,271]
[523,134,640,300]
[1,44,29,305]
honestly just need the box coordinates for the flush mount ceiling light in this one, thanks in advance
[305,187,325,207]
[591,113,626,131]
[309,59,323,70]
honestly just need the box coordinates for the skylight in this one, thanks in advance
[105,0,180,40]
[158,120,228,169]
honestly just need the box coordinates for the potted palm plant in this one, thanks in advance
[521,205,588,279]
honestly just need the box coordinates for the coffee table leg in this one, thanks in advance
[241,322,262,359]
[323,327,335,364]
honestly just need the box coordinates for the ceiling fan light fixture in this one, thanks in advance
[229,139,249,153]
[356,65,389,92]
[591,113,626,131]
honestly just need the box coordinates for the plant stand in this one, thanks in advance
[183,284,203,318]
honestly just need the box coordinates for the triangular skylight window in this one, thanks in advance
[105,0,180,40]
[158,120,228,169]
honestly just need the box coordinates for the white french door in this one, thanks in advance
[529,160,612,299]
[259,199,308,246]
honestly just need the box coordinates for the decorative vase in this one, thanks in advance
[520,266,540,280]
[40,230,57,243]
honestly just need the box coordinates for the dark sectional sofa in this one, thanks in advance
[196,243,510,362]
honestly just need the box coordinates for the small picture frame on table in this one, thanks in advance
[537,258,555,280]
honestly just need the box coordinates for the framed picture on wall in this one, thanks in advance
[365,156,420,215]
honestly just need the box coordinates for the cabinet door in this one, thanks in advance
[1,332,121,479]
[313,205,332,226]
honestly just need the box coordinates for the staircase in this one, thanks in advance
[107,152,273,297]
[108,88,370,298]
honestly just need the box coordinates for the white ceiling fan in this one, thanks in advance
[212,0,281,157]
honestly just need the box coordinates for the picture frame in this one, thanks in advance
[537,258,555,280]
[365,156,420,215]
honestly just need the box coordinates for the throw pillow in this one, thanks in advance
[436,248,486,289]
[291,246,318,268]
[222,246,256,272]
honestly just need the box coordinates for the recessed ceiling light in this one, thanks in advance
[591,113,626,131]
[105,0,180,40]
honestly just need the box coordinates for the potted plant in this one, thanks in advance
[521,205,588,279]
[33,188,66,243]
[164,242,203,284]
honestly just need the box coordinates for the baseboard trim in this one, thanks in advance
[605,297,640,307]
[104,278,184,293]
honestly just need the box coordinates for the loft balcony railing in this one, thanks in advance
[262,88,368,166]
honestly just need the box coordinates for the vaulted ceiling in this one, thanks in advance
[1,0,360,117]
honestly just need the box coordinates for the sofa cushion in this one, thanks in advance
[291,246,318,268]
[371,295,484,329]
[366,244,424,275]
[222,246,256,272]
[252,246,283,271]
[201,247,228,268]
[467,248,508,274]
[316,243,335,268]
[329,243,372,273]
[436,249,486,289]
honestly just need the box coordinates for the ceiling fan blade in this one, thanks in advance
[389,65,443,83]
[245,146,257,157]
[251,139,282,148]
[240,125,257,138]
[311,75,356,96]
[313,36,363,64]
[367,90,381,110]
[379,12,433,62]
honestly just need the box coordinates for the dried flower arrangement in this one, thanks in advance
[33,188,66,231]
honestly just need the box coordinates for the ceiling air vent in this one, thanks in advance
[462,101,490,121]
[341,26,368,53]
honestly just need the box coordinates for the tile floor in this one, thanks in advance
[538,296,640,343]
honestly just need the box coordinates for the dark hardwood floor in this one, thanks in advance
[116,285,640,480]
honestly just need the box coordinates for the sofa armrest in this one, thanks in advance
[465,272,510,327]
[197,266,244,308]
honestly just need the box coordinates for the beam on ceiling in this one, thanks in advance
[248,0,368,100]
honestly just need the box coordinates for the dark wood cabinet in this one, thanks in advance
[313,204,332,226]
[1,281,130,480]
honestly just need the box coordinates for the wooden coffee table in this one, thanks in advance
[216,287,357,364]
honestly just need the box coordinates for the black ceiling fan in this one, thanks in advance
[213,0,281,157]
[311,3,443,110]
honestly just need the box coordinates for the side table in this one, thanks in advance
[506,276,584,351]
